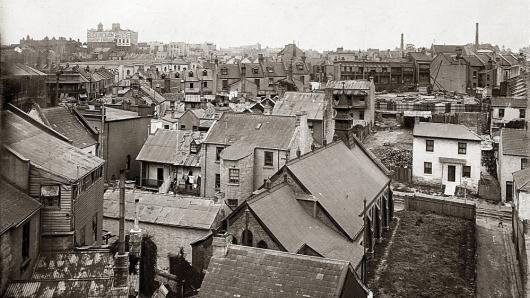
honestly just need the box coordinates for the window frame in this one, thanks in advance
[228,168,240,184]
[264,151,274,167]
[520,109,526,119]
[458,142,467,155]
[216,147,223,161]
[522,158,528,170]
[498,108,505,118]
[425,140,434,152]
[424,162,432,174]
[40,185,61,208]
[215,174,221,191]
[22,221,30,262]
[462,166,471,178]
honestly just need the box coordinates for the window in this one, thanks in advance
[164,125,170,129]
[126,155,131,170]
[222,80,228,89]
[180,125,186,130]
[473,71,477,79]
[426,140,434,152]
[254,79,260,87]
[257,240,268,249]
[229,169,240,184]
[300,76,305,84]
[252,67,259,74]
[190,141,198,154]
[221,68,228,75]
[92,213,98,243]
[266,66,273,73]
[40,185,60,207]
[216,147,223,161]
[359,111,364,120]
[268,78,274,86]
[215,174,221,190]
[522,158,528,170]
[189,82,194,89]
[203,81,207,88]
[506,181,513,201]
[22,222,30,262]
[241,229,253,246]
[498,108,505,117]
[458,142,467,154]
[297,64,304,71]
[188,71,194,77]
[264,151,273,167]
[192,125,198,131]
[462,166,471,178]
[424,162,432,174]
[520,109,526,119]
[227,199,239,207]
[202,70,208,76]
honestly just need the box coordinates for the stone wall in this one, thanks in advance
[226,210,280,251]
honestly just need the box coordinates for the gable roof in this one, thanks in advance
[218,63,241,79]
[103,190,221,229]
[325,80,371,90]
[284,141,390,239]
[38,106,98,149]
[200,244,361,298]
[247,183,364,265]
[105,107,142,121]
[272,92,326,120]
[501,129,530,157]
[0,179,41,235]
[514,168,530,192]
[413,122,482,141]
[136,130,205,167]
[491,97,528,108]
[462,55,485,67]
[408,52,433,62]
[2,107,105,182]
[204,113,297,150]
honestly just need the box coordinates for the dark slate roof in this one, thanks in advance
[241,63,264,78]
[462,55,485,67]
[514,168,530,192]
[39,106,97,149]
[205,113,296,150]
[199,244,355,298]
[248,183,364,265]
[218,63,241,79]
[285,141,390,239]
[272,92,326,120]
[103,190,221,229]
[490,97,528,108]
[0,179,41,235]
[413,122,482,141]
[325,80,371,90]
[5,279,114,298]
[408,52,433,62]
[502,129,530,157]
[262,61,287,77]
[105,107,142,121]
[10,63,47,76]
[136,130,206,167]
[432,44,473,55]
[2,108,105,182]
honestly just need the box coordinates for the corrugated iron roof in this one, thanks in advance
[136,130,205,166]
[285,141,390,240]
[272,92,326,120]
[0,179,41,235]
[103,190,221,229]
[9,64,47,76]
[491,97,528,108]
[2,109,104,182]
[325,80,371,90]
[514,168,530,192]
[200,244,355,298]
[502,129,530,157]
[413,122,482,141]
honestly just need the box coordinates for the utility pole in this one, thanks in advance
[118,169,126,254]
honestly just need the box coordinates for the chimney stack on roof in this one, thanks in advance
[475,23,479,48]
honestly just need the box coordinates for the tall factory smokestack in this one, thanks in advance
[400,33,404,52]
[475,23,479,48]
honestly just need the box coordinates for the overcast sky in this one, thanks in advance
[1,0,528,51]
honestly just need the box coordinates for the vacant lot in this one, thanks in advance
[367,210,475,298]
[364,129,413,168]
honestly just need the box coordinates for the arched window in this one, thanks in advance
[256,240,268,249]
[241,229,253,247]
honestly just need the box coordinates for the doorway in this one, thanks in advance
[448,165,456,182]
[157,168,164,185]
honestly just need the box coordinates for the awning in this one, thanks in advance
[439,157,467,165]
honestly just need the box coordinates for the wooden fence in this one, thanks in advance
[390,166,412,184]
[400,192,476,220]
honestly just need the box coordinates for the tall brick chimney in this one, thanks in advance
[400,33,404,52]
[475,23,479,49]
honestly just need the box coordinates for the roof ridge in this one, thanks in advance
[285,141,343,166]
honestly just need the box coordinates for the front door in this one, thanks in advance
[448,165,456,182]
[157,168,164,185]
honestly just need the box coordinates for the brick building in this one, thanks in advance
[87,23,138,51]
[200,112,312,206]
[1,104,105,251]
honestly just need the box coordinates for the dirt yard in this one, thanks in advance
[367,210,475,297]
[364,129,414,168]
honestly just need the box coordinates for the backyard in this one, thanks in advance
[367,210,476,297]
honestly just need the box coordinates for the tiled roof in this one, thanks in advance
[491,97,528,108]
[285,141,390,239]
[272,92,326,120]
[413,122,482,141]
[502,129,530,157]
[248,183,364,265]
[39,106,97,149]
[218,64,241,79]
[200,244,357,298]
[4,250,115,298]
[325,80,371,90]
[205,113,297,150]
[514,168,530,192]
[0,179,41,235]
[136,129,206,167]
[103,190,221,229]
[2,108,104,182]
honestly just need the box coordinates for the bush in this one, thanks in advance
[140,234,159,297]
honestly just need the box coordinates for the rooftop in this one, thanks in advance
[325,80,371,90]
[105,107,142,121]
[2,106,104,182]
[491,97,528,108]
[501,129,530,157]
[103,190,222,229]
[136,129,206,167]
[514,168,530,192]
[272,92,326,120]
[199,244,358,298]
[0,179,41,235]
[413,122,482,141]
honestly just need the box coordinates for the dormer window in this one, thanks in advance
[188,71,194,77]
[221,68,228,75]
[202,70,208,76]
[190,140,198,154]
[296,64,304,71]
[252,67,259,74]
[266,66,273,73]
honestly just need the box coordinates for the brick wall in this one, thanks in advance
[226,210,280,250]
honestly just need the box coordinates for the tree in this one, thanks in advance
[140,234,159,297]
[167,247,204,298]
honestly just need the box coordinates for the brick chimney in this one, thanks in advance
[258,54,264,64]
[475,23,479,49]
[295,111,309,155]
[212,233,233,258]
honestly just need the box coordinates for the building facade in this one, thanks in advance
[498,129,530,202]
[87,23,138,51]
